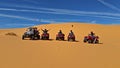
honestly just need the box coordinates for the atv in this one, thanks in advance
[56,33,65,40]
[22,27,40,40]
[41,33,49,40]
[68,34,75,41]
[83,35,99,44]
[22,33,40,40]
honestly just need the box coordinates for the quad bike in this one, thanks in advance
[83,35,99,44]
[56,33,65,40]
[22,33,40,40]
[22,27,40,40]
[41,33,49,40]
[67,34,75,41]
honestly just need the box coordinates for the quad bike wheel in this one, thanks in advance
[22,35,25,40]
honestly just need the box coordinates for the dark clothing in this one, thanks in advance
[69,32,74,36]
[58,31,62,34]
[90,32,95,36]
[34,30,39,35]
[42,29,48,34]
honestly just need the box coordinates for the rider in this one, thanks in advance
[90,31,95,36]
[69,30,74,36]
[89,31,95,39]
[41,29,49,34]
[33,27,39,35]
[58,30,63,34]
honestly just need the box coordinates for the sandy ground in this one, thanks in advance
[0,22,120,68]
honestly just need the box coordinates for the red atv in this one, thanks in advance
[68,34,75,41]
[41,33,49,40]
[56,33,65,40]
[83,35,99,44]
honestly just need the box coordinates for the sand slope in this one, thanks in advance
[0,22,120,68]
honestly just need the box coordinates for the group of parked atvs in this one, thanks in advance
[22,27,99,44]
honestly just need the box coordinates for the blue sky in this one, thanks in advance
[0,0,120,28]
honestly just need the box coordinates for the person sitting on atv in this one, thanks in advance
[90,31,95,36]
[41,29,49,34]
[58,30,63,35]
[33,27,39,35]
[89,31,95,39]
[69,30,74,36]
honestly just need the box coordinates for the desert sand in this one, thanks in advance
[0,22,120,68]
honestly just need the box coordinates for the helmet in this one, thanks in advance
[91,31,93,33]
[59,30,62,32]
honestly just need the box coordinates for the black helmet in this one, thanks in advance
[59,30,62,33]
[91,31,94,33]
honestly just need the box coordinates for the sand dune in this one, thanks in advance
[0,22,120,68]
